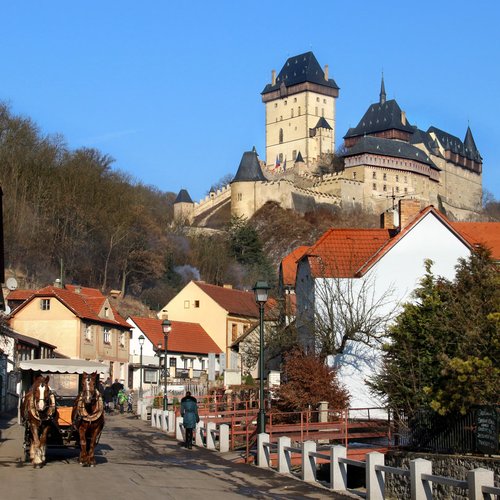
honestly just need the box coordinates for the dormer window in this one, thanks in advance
[104,307,109,318]
[40,299,51,311]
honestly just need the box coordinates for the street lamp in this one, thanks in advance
[161,319,172,411]
[253,281,270,435]
[138,334,145,399]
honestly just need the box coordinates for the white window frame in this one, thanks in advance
[103,327,111,344]
[40,299,51,311]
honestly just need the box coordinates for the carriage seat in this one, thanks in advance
[57,406,73,426]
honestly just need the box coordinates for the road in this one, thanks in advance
[0,411,353,500]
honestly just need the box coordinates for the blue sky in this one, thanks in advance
[2,1,499,202]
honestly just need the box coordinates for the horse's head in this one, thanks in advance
[81,372,98,404]
[33,375,51,412]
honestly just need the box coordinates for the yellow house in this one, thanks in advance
[159,281,259,369]
[9,284,131,383]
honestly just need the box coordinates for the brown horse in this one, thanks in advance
[72,372,104,467]
[21,375,57,467]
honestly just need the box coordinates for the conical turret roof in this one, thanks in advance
[174,189,193,204]
[231,149,267,183]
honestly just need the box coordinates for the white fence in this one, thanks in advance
[257,433,499,500]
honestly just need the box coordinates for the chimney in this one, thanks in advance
[401,111,407,125]
[53,278,62,289]
[324,64,329,81]
[271,69,276,86]
[223,284,233,289]
[74,285,81,294]
[160,309,168,320]
[399,199,422,229]
[380,209,399,230]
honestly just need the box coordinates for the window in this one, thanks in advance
[294,97,297,103]
[144,369,156,383]
[372,183,377,190]
[395,175,399,182]
[383,173,387,181]
[372,171,377,179]
[292,150,297,161]
[404,176,408,183]
[40,299,50,311]
[279,153,283,163]
[383,184,387,192]
[291,109,294,118]
[352,171,357,179]
[104,307,109,318]
[103,327,111,344]
[284,100,287,105]
[404,187,408,194]
[298,106,301,115]
[184,300,190,309]
[316,97,320,102]
[119,332,125,347]
[396,186,400,193]
[274,103,277,108]
[237,193,242,201]
[279,128,283,144]
[194,300,200,308]
[169,357,177,368]
[323,99,326,104]
[85,325,92,342]
[280,115,282,121]
[231,323,238,342]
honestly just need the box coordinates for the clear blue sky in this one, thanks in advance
[2,1,499,202]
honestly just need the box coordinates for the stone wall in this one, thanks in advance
[385,451,500,500]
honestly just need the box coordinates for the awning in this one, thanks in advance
[19,358,109,375]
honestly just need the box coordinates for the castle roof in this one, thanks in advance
[344,136,440,170]
[174,189,193,204]
[231,150,267,183]
[344,98,414,139]
[262,51,339,95]
[428,126,482,162]
[295,151,304,163]
[314,117,332,130]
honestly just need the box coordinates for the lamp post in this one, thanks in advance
[253,281,270,435]
[138,334,145,399]
[161,319,172,411]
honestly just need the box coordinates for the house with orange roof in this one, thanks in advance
[295,199,475,410]
[450,221,500,263]
[127,316,223,396]
[159,281,260,378]
[8,283,131,383]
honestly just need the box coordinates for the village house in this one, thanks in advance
[7,283,131,383]
[127,316,222,396]
[293,200,500,409]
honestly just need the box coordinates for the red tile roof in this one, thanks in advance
[194,282,259,318]
[129,316,222,354]
[302,206,473,278]
[280,246,310,288]
[6,289,35,301]
[450,222,500,261]
[12,285,130,329]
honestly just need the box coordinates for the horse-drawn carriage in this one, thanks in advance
[18,358,108,467]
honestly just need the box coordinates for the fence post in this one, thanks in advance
[467,468,494,500]
[195,421,205,447]
[151,408,158,428]
[410,458,432,500]
[277,436,291,474]
[206,421,216,450]
[257,433,270,468]
[176,416,184,441]
[366,452,385,500]
[219,424,229,452]
[167,410,175,433]
[161,410,169,432]
[301,440,316,483]
[330,445,347,491]
[318,401,329,423]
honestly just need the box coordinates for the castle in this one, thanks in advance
[174,52,483,224]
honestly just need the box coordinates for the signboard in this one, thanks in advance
[208,353,216,381]
[476,407,499,455]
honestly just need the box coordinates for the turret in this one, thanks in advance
[173,189,194,224]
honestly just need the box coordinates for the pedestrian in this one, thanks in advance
[111,378,123,407]
[127,390,134,413]
[180,391,199,449]
[103,384,113,414]
[117,388,127,414]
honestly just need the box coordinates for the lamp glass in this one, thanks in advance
[162,319,172,335]
[138,334,145,346]
[253,281,270,304]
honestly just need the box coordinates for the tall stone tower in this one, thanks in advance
[261,52,339,170]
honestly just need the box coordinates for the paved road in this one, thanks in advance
[0,411,353,500]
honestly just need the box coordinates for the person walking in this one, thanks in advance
[180,391,199,449]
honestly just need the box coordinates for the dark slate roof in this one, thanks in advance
[428,126,482,161]
[344,136,440,171]
[231,150,267,183]
[262,51,339,95]
[314,117,332,130]
[174,189,193,204]
[344,99,414,138]
[463,126,482,160]
[295,151,304,163]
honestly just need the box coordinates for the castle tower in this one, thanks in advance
[261,52,339,170]
[173,189,194,224]
[230,148,267,218]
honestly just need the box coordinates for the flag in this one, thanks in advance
[275,156,280,169]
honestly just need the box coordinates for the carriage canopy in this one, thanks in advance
[19,358,109,375]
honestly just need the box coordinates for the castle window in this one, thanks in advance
[284,100,287,105]
[237,193,242,201]
[372,171,376,179]
[291,109,294,118]
[279,153,283,163]
[292,150,297,161]
[323,99,326,104]
[383,184,387,192]
[352,171,357,179]
[316,97,320,102]
[372,183,377,190]
[280,116,283,121]
[404,176,408,183]
[274,103,277,108]
[395,175,399,182]
[383,173,387,181]
[396,186,400,193]
[279,128,284,144]
[404,187,408,193]
[294,97,297,103]
[298,106,301,115]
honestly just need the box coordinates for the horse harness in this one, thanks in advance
[74,391,104,424]
[24,387,56,424]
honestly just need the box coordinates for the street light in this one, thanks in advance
[161,319,172,411]
[138,334,145,399]
[253,281,270,435]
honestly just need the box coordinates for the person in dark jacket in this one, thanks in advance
[180,391,199,449]
[103,385,114,413]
